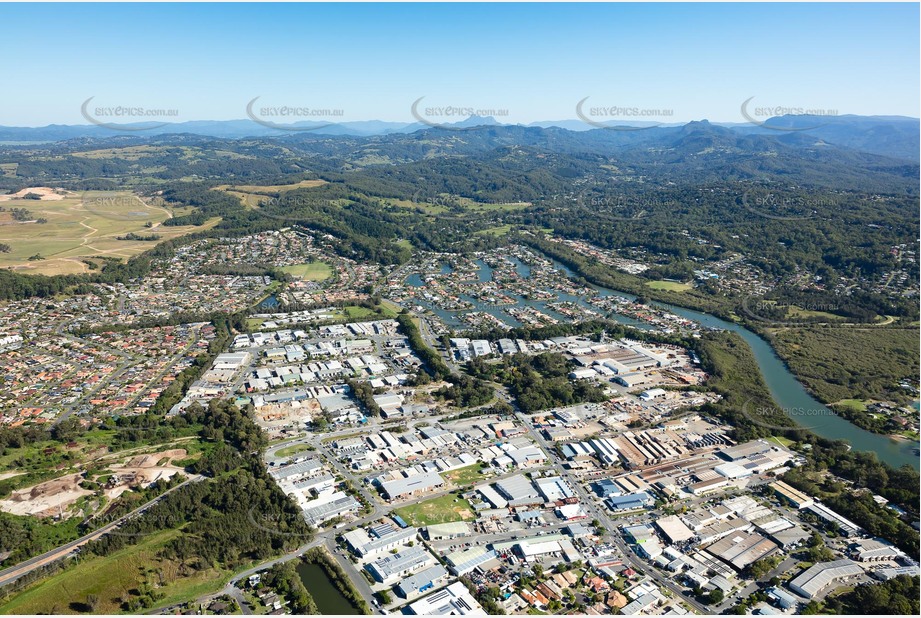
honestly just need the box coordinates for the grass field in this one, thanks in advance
[392,494,475,526]
[280,261,333,281]
[214,180,327,210]
[646,280,693,292]
[0,530,227,614]
[834,399,870,412]
[274,443,313,459]
[475,224,513,237]
[441,463,489,487]
[767,435,795,448]
[0,190,218,275]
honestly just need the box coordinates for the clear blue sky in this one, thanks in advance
[1,2,918,126]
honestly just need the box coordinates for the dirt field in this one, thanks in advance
[0,473,92,518]
[0,448,188,516]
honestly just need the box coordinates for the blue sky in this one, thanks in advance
[0,2,918,126]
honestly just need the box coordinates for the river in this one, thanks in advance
[406,256,919,469]
[295,562,361,615]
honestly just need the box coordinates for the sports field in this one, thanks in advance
[392,494,475,526]
[646,280,693,292]
[0,189,217,275]
[280,261,333,281]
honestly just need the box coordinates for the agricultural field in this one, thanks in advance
[392,493,475,526]
[0,189,217,275]
[279,261,333,281]
[214,180,327,209]
[0,530,227,615]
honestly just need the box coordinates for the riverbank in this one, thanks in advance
[520,237,919,470]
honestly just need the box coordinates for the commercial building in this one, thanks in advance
[343,525,418,558]
[606,492,653,512]
[426,521,472,541]
[494,474,541,506]
[769,480,814,509]
[656,515,695,544]
[365,546,434,584]
[396,564,450,598]
[379,471,445,500]
[788,559,864,599]
[445,546,499,576]
[704,531,779,571]
[535,476,575,502]
[406,581,485,615]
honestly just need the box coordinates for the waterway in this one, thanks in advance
[295,562,361,615]
[405,257,919,469]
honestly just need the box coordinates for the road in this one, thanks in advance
[0,474,205,589]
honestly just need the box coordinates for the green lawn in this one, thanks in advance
[392,494,475,526]
[834,399,870,412]
[474,224,513,237]
[0,530,228,614]
[646,280,693,292]
[767,435,795,448]
[274,443,313,459]
[280,261,333,281]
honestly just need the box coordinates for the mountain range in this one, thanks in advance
[0,114,917,161]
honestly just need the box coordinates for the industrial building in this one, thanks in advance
[406,581,485,615]
[769,480,814,509]
[445,546,499,576]
[606,491,653,512]
[396,564,450,598]
[379,471,445,500]
[426,521,472,541]
[535,476,575,502]
[788,559,864,598]
[364,546,434,584]
[704,531,780,571]
[343,525,418,558]
[494,474,541,506]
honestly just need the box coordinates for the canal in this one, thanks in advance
[295,562,361,615]
[405,256,919,469]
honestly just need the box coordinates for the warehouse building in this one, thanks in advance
[343,525,418,558]
[769,480,814,509]
[607,491,653,512]
[426,521,472,541]
[406,581,485,615]
[379,471,445,500]
[788,559,863,599]
[535,476,576,503]
[656,515,696,544]
[396,564,450,598]
[365,546,434,584]
[704,531,779,571]
[445,546,499,576]
[494,474,541,506]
